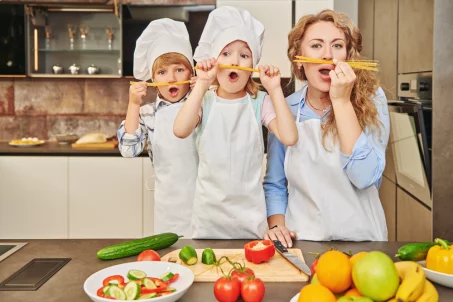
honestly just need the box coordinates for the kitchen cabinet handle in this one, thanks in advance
[34,29,38,71]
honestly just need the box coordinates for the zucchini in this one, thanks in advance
[142,278,157,289]
[107,286,127,300]
[159,272,174,282]
[395,240,451,261]
[139,293,158,299]
[96,232,182,260]
[127,269,147,280]
[124,281,140,300]
[179,245,198,265]
[201,248,216,265]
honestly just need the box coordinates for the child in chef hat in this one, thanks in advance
[173,6,298,239]
[118,18,199,238]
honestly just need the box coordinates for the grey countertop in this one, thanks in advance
[0,142,148,157]
[0,239,452,301]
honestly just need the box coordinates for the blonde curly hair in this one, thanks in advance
[288,9,382,148]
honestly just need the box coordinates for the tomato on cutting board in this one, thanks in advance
[137,250,161,261]
[241,277,265,302]
[214,276,241,302]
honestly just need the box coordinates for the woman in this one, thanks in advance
[263,9,390,246]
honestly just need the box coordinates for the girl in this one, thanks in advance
[264,9,390,246]
[118,18,198,238]
[173,6,298,239]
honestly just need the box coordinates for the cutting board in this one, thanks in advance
[71,141,118,149]
[161,249,309,282]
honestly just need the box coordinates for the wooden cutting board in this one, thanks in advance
[71,141,118,149]
[161,248,309,282]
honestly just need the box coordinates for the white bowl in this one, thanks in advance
[83,261,194,302]
[290,293,300,302]
[418,260,453,288]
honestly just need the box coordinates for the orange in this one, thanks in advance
[350,251,368,267]
[344,288,363,296]
[316,250,352,293]
[298,284,336,302]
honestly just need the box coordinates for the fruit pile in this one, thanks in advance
[298,250,438,302]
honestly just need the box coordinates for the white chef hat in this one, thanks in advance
[133,18,194,81]
[193,6,265,67]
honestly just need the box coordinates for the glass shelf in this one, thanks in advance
[38,48,120,53]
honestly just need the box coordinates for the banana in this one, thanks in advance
[416,280,439,302]
[394,261,426,301]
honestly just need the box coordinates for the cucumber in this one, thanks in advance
[107,286,127,300]
[159,272,174,282]
[97,233,182,260]
[201,248,216,265]
[124,281,140,300]
[139,293,158,299]
[179,245,198,265]
[395,240,451,261]
[142,278,157,289]
[127,269,147,280]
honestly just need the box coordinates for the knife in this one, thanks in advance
[273,240,312,277]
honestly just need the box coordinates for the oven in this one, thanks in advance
[387,72,432,208]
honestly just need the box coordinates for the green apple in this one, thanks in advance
[337,296,373,302]
[352,251,399,301]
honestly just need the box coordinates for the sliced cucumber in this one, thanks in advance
[158,272,174,282]
[138,293,158,299]
[107,286,127,300]
[142,277,157,289]
[166,287,177,292]
[179,246,198,265]
[202,248,216,265]
[127,269,147,280]
[124,281,140,300]
[103,285,111,294]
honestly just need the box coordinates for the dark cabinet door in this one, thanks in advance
[0,4,26,75]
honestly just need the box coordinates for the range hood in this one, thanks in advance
[123,5,215,22]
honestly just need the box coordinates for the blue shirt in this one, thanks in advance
[263,83,390,217]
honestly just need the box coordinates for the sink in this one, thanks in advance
[0,242,27,263]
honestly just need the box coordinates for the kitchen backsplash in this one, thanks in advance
[0,78,157,141]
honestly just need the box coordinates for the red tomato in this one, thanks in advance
[310,258,319,276]
[96,287,105,297]
[241,278,265,302]
[214,276,241,302]
[231,267,255,284]
[137,250,161,261]
[102,275,126,288]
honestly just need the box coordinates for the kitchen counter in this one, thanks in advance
[0,239,452,301]
[0,142,147,157]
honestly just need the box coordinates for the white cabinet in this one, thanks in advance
[217,1,293,78]
[143,157,155,236]
[68,157,143,239]
[0,157,68,239]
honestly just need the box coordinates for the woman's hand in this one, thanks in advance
[190,76,197,90]
[195,58,218,87]
[259,65,281,93]
[264,225,296,248]
[129,81,147,105]
[329,59,356,104]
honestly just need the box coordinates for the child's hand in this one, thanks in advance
[190,76,198,90]
[195,58,218,86]
[259,65,281,93]
[129,81,147,105]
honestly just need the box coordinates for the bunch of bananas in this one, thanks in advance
[387,261,438,302]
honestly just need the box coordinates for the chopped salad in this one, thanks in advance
[96,269,179,300]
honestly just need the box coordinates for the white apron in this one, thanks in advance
[191,91,268,239]
[152,101,198,238]
[284,86,388,241]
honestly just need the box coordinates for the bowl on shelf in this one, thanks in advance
[55,134,79,144]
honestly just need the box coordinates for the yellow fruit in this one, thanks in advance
[350,252,368,267]
[298,284,336,302]
[415,280,439,302]
[316,250,352,293]
[344,288,362,296]
[394,261,426,301]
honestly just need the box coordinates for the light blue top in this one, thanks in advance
[263,83,390,217]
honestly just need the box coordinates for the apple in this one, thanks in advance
[352,251,399,301]
[337,296,373,302]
